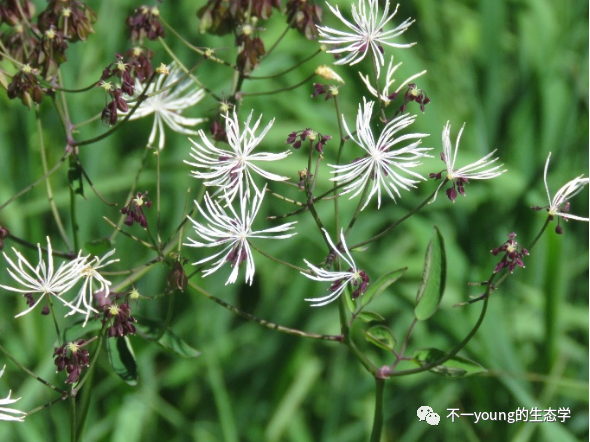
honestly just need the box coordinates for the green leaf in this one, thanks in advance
[414,226,447,320]
[135,316,200,358]
[107,336,138,385]
[363,325,396,351]
[356,311,385,324]
[412,348,487,377]
[361,267,407,307]
[63,320,103,343]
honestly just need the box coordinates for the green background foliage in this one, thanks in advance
[0,0,587,441]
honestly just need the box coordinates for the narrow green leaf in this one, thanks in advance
[357,311,385,324]
[412,348,487,377]
[363,325,396,351]
[135,316,200,358]
[106,336,138,385]
[361,267,407,307]
[344,288,356,313]
[414,226,447,320]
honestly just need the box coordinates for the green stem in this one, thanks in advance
[70,395,77,442]
[239,73,316,97]
[369,378,385,442]
[388,298,488,377]
[0,344,65,394]
[350,186,439,250]
[248,49,321,80]
[36,108,73,251]
[188,281,342,341]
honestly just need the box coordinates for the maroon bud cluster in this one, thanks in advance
[103,303,137,338]
[236,28,266,75]
[197,0,281,36]
[167,260,188,292]
[491,232,529,274]
[38,0,97,43]
[121,191,152,228]
[285,0,323,40]
[390,83,430,114]
[54,340,90,384]
[7,65,43,107]
[126,5,165,44]
[312,83,338,100]
[350,270,370,299]
[286,128,331,153]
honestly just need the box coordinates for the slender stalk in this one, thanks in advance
[248,48,322,79]
[36,109,73,251]
[0,344,66,394]
[248,242,306,273]
[239,73,316,97]
[369,378,385,442]
[188,281,342,341]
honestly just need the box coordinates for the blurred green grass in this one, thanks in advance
[0,0,587,441]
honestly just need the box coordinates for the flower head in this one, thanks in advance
[0,365,26,422]
[302,229,369,307]
[330,98,431,210]
[359,55,427,107]
[491,232,529,274]
[186,109,291,203]
[531,152,589,233]
[69,250,118,326]
[318,0,414,77]
[429,122,506,202]
[185,188,297,285]
[124,63,206,149]
[54,340,90,384]
[0,237,87,318]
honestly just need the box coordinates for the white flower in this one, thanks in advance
[185,109,291,203]
[185,188,297,285]
[430,122,506,203]
[0,237,87,318]
[318,0,415,77]
[125,63,206,149]
[359,55,426,105]
[68,250,118,326]
[534,152,589,230]
[302,229,369,307]
[0,365,26,422]
[329,98,431,210]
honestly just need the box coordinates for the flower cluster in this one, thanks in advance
[103,303,137,338]
[186,109,290,203]
[531,152,589,233]
[121,191,152,228]
[185,189,297,285]
[0,237,117,325]
[123,63,206,149]
[286,128,332,153]
[54,340,90,384]
[429,122,506,202]
[318,0,414,77]
[303,229,370,306]
[330,98,431,210]
[491,232,529,274]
